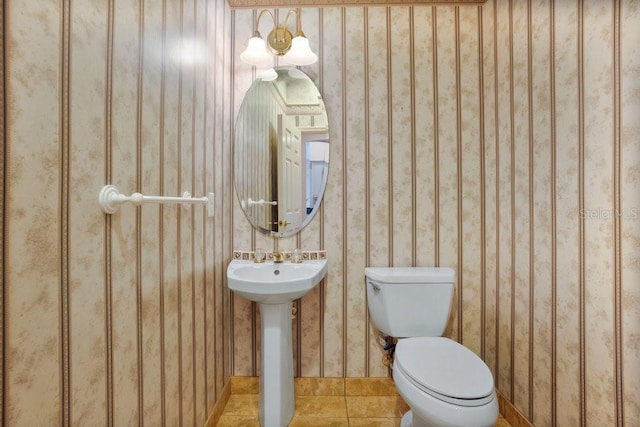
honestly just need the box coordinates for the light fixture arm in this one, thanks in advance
[283,9,304,36]
[254,9,277,36]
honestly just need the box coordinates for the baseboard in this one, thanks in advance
[496,389,534,427]
[204,380,231,427]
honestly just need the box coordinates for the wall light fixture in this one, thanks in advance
[240,9,318,68]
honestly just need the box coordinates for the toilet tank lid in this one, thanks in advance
[364,267,455,283]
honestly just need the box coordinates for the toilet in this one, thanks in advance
[364,267,499,427]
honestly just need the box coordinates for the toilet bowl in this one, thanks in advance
[393,337,498,427]
[364,267,499,427]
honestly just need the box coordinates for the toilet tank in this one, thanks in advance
[364,267,455,338]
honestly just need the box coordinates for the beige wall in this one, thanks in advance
[231,1,640,426]
[2,1,639,426]
[2,0,233,425]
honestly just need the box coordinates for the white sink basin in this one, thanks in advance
[226,257,328,427]
[227,259,327,304]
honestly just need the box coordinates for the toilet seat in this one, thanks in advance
[394,337,494,407]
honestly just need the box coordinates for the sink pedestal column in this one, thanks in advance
[258,302,295,427]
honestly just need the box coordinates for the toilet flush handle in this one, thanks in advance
[368,281,381,294]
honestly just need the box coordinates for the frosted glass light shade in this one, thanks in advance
[240,36,272,68]
[282,36,317,66]
[261,68,278,81]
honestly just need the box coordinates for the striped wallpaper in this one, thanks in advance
[2,0,232,425]
[230,1,640,426]
[1,1,638,426]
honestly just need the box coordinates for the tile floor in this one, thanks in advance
[216,378,512,426]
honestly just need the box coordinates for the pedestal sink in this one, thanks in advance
[227,258,328,427]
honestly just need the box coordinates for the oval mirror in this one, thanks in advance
[234,66,330,237]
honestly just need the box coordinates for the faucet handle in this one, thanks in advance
[253,248,266,263]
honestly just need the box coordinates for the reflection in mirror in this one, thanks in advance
[234,66,329,237]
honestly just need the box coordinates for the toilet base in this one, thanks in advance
[399,403,498,427]
[400,411,413,427]
[398,398,497,427]
[400,410,442,427]
[402,408,496,427]
[400,409,439,427]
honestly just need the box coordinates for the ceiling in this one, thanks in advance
[228,0,486,8]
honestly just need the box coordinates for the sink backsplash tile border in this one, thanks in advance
[233,250,327,262]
